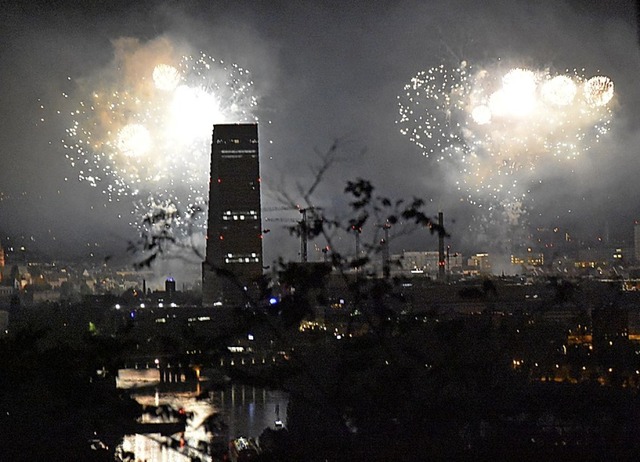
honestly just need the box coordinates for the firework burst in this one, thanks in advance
[59,37,258,232]
[397,61,614,218]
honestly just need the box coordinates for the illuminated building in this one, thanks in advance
[394,250,463,278]
[575,247,631,269]
[165,277,176,298]
[511,249,544,267]
[467,253,492,274]
[592,305,628,352]
[202,124,263,307]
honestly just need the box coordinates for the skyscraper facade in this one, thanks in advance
[202,124,263,307]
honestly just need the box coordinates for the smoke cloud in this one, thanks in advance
[0,0,638,280]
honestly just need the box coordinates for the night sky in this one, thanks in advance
[1,0,639,279]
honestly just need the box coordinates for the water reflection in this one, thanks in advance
[117,368,288,439]
[212,384,288,439]
[115,368,288,460]
[127,383,288,439]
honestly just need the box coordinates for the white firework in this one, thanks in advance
[397,61,614,214]
[59,40,259,234]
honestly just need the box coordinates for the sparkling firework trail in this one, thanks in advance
[397,61,614,219]
[59,39,258,233]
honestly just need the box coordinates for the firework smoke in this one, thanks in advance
[59,36,258,234]
[397,61,615,218]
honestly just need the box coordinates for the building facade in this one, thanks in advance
[392,250,463,279]
[202,124,263,307]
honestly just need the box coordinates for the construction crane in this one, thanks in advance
[377,222,391,279]
[299,207,323,263]
[262,205,301,213]
[299,208,310,262]
[264,207,322,263]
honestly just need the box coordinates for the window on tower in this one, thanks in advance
[222,210,259,221]
[224,252,260,264]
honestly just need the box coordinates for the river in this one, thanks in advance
[115,368,288,460]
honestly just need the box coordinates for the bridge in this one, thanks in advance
[120,352,286,384]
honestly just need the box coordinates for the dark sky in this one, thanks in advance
[1,0,639,278]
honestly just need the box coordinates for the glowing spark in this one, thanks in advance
[153,64,181,91]
[584,76,614,107]
[397,61,615,222]
[117,124,152,158]
[471,105,491,125]
[541,75,577,106]
[489,68,537,117]
[58,39,259,234]
[169,85,222,143]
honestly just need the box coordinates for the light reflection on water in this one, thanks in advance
[128,380,288,439]
[117,369,288,460]
[212,384,287,439]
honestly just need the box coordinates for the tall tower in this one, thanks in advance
[438,211,445,280]
[202,124,263,307]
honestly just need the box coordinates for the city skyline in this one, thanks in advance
[1,0,639,275]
